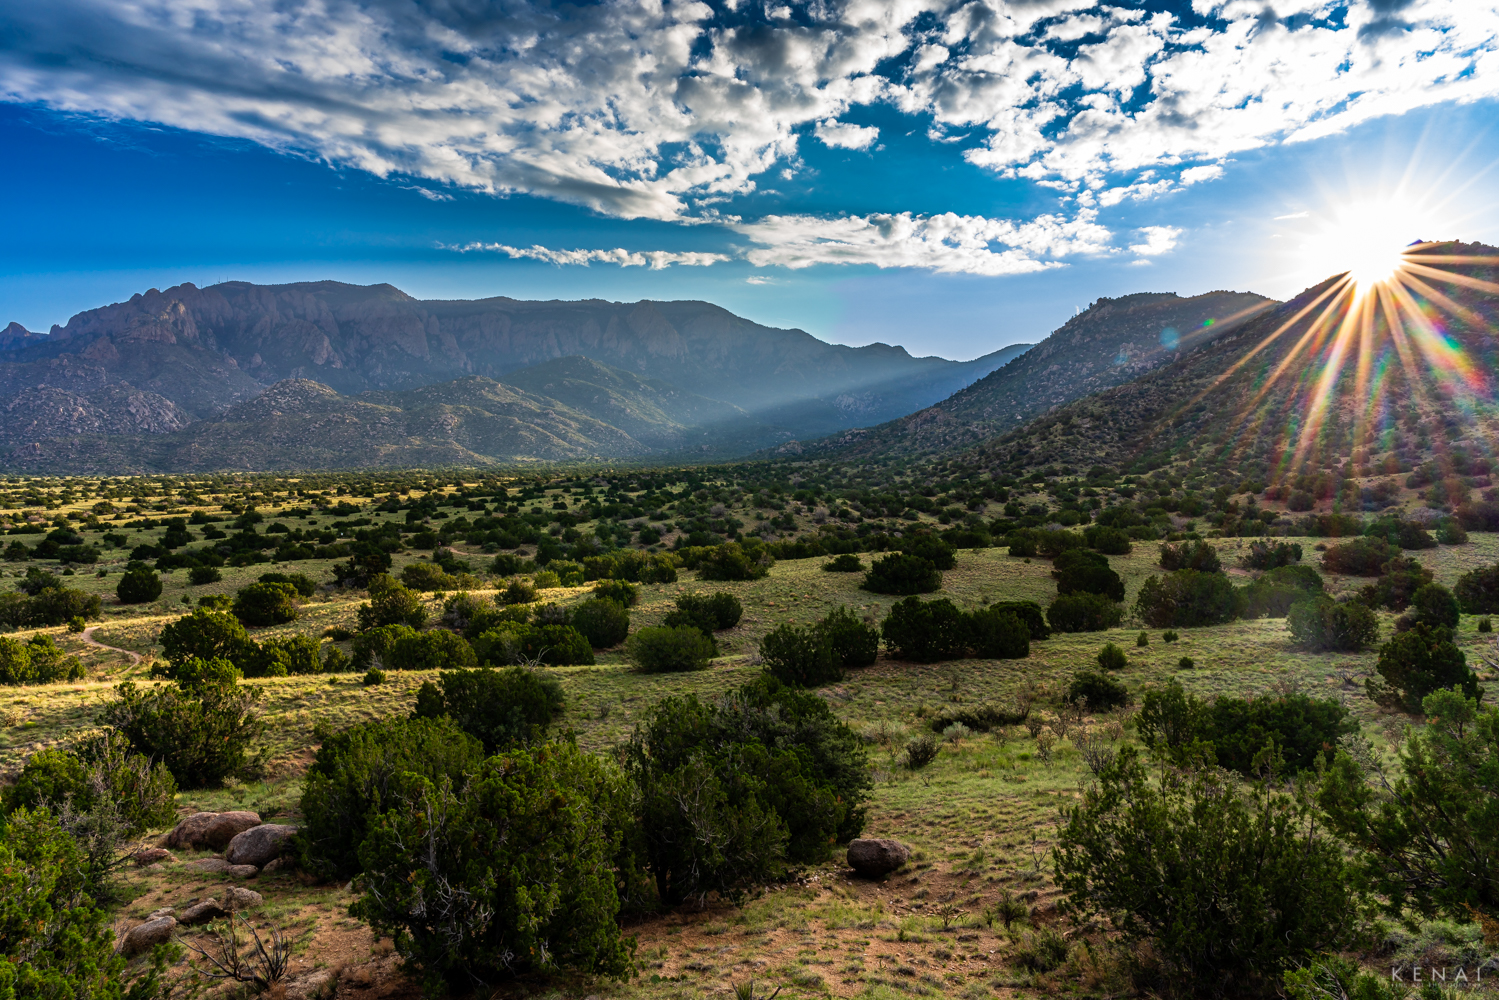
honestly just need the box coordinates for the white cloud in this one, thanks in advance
[454,244,730,269]
[814,119,881,150]
[1129,226,1182,256]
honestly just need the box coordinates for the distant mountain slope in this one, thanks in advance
[0,280,1028,440]
[790,289,1274,461]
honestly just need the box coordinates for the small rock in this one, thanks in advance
[178,899,229,926]
[120,916,176,956]
[131,847,175,867]
[283,968,339,1000]
[847,837,911,877]
[223,886,263,910]
[190,858,231,873]
[261,856,294,875]
[226,865,259,878]
[204,811,261,850]
[166,812,219,850]
[147,907,175,921]
[225,824,297,867]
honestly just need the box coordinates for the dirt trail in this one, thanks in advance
[80,626,143,666]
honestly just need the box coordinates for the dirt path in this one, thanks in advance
[80,626,143,666]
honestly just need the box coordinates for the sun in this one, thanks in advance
[1296,200,1427,295]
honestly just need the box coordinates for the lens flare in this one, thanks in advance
[1297,201,1433,297]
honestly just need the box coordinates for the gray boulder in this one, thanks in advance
[204,811,261,850]
[847,837,911,877]
[178,899,228,926]
[165,812,218,850]
[226,864,260,878]
[120,916,176,956]
[190,858,231,873]
[225,824,297,867]
[223,886,263,910]
[131,848,174,867]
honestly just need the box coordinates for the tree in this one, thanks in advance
[696,542,772,581]
[1319,688,1499,924]
[861,552,942,595]
[1239,564,1324,619]
[571,598,631,648]
[759,623,841,688]
[1054,748,1354,995]
[1409,583,1460,630]
[386,629,477,672]
[1047,592,1123,632]
[1052,549,1125,601]
[115,566,162,605]
[231,581,299,626]
[1367,623,1482,713]
[6,729,177,837]
[1287,598,1379,652]
[97,667,267,788]
[244,633,323,676]
[880,597,969,662]
[1159,539,1222,573]
[965,606,1029,659]
[1241,540,1302,570]
[1134,570,1240,627]
[1065,670,1130,710]
[625,625,715,673]
[1455,563,1499,614]
[411,666,565,754]
[355,574,427,631]
[1321,537,1396,576]
[0,635,85,685]
[817,606,879,667]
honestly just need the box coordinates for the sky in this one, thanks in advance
[2,0,1499,361]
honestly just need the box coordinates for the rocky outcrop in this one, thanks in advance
[225,824,297,868]
[203,811,262,850]
[847,838,911,877]
[120,915,176,956]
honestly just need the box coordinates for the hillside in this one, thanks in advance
[789,289,1274,460]
[0,280,1029,441]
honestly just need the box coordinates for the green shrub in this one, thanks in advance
[905,734,940,769]
[1055,748,1352,994]
[1096,643,1127,670]
[115,566,162,605]
[572,598,631,648]
[350,623,418,670]
[548,560,585,586]
[1035,529,1085,557]
[7,729,177,836]
[0,634,85,685]
[1134,570,1240,627]
[881,596,969,662]
[259,571,317,597]
[1159,539,1222,573]
[1240,540,1302,570]
[1136,631,1148,647]
[98,671,266,788]
[351,743,635,993]
[591,578,638,606]
[500,577,538,605]
[626,625,715,673]
[1239,564,1325,619]
[188,565,222,585]
[1179,656,1194,669]
[515,623,594,665]
[232,581,300,626]
[1053,549,1125,601]
[822,553,863,572]
[1321,537,1396,576]
[1005,530,1038,557]
[24,586,102,627]
[1454,563,1499,614]
[298,716,485,879]
[362,667,386,686]
[1084,525,1133,555]
[861,552,942,595]
[1366,624,1482,713]
[696,542,772,581]
[1066,670,1130,710]
[668,591,743,632]
[759,623,841,688]
[1359,555,1435,611]
[903,535,958,569]
[926,702,1030,733]
[1436,517,1469,544]
[386,629,478,672]
[627,676,869,904]
[355,574,427,631]
[817,606,879,667]
[966,606,1030,659]
[1047,592,1124,632]
[1409,583,1460,630]
[412,666,565,753]
[1481,617,1494,633]
[1163,630,1179,642]
[988,599,1049,640]
[245,633,323,676]
[159,608,255,667]
[399,561,451,592]
[1288,598,1379,652]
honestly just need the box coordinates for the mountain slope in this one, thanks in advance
[790,289,1274,460]
[1,280,1028,439]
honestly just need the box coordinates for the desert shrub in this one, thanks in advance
[1358,555,1436,611]
[547,560,585,586]
[0,634,85,685]
[1035,529,1085,558]
[511,623,594,666]
[1409,583,1460,630]
[244,633,323,676]
[817,606,879,667]
[24,586,102,627]
[1159,539,1222,573]
[627,676,869,905]
[862,552,942,595]
[1319,688,1499,924]
[1288,598,1379,652]
[1454,563,1499,614]
[386,629,478,672]
[1047,592,1124,632]
[636,553,679,584]
[696,542,772,581]
[399,561,451,592]
[626,625,715,673]
[1178,656,1195,669]
[188,565,222,585]
[1136,631,1149,647]
[967,606,1030,659]
[591,578,639,606]
[1084,524,1133,555]
[572,598,631,648]
[6,729,177,836]
[500,578,538,605]
[1066,670,1130,710]
[1435,517,1469,545]
[259,571,317,597]
[881,596,969,662]
[232,581,300,626]
[1052,548,1125,601]
[1482,617,1494,633]
[356,574,427,631]
[903,534,958,569]
[667,591,742,634]
[350,623,418,670]
[927,701,1030,733]
[1238,564,1326,619]
[1366,624,1481,713]
[98,670,266,788]
[905,734,940,769]
[1134,570,1240,628]
[759,623,841,688]
[1140,681,1357,776]
[1241,540,1302,570]
[115,566,162,605]
[362,667,386,685]
[1096,643,1127,670]
[989,599,1049,640]
[159,608,255,667]
[822,553,863,572]
[1054,748,1353,994]
[352,742,635,993]
[1005,529,1038,557]
[411,666,565,754]
[1321,537,1396,576]
[298,715,484,879]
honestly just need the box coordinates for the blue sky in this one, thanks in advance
[2,0,1498,360]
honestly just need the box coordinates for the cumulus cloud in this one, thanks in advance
[455,244,730,269]
[1129,226,1182,256]
[0,0,1494,272]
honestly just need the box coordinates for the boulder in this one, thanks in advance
[847,837,911,877]
[120,916,176,956]
[190,858,231,873]
[131,848,174,867]
[261,856,294,876]
[225,824,297,868]
[223,886,263,910]
[165,812,219,850]
[283,968,339,1000]
[178,899,228,926]
[204,811,261,850]
[226,865,259,879]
